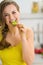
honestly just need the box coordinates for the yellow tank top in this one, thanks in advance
[0,42,26,65]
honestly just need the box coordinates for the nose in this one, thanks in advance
[9,14,15,22]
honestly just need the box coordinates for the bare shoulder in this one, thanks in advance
[26,27,34,36]
[26,27,34,44]
[22,24,34,37]
[25,27,34,40]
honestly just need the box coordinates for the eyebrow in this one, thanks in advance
[2,13,9,17]
[3,13,9,15]
[3,10,16,14]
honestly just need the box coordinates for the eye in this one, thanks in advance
[4,14,9,17]
[12,11,16,14]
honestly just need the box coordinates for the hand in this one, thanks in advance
[17,24,26,37]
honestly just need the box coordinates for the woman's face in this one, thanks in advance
[2,4,20,26]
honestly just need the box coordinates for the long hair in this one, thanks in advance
[0,0,20,50]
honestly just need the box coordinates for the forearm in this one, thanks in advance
[21,35,34,65]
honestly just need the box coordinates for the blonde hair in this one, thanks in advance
[0,0,20,50]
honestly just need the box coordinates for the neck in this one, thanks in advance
[8,26,18,36]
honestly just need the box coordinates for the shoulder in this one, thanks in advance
[22,24,34,37]
[25,27,34,39]
[26,27,34,36]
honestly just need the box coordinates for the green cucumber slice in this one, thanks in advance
[11,21,17,26]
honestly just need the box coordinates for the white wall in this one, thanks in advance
[12,0,43,14]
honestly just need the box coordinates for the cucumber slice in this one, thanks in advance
[11,21,17,26]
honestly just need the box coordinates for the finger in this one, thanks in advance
[19,28,24,32]
[17,24,24,29]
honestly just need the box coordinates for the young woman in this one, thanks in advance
[0,0,34,65]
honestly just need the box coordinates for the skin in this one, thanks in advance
[2,4,34,65]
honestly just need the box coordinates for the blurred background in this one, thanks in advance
[0,0,43,65]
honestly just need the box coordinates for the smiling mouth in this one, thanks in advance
[11,20,17,26]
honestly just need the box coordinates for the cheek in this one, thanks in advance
[14,12,20,18]
[4,17,9,25]
[15,14,20,23]
[17,13,20,18]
